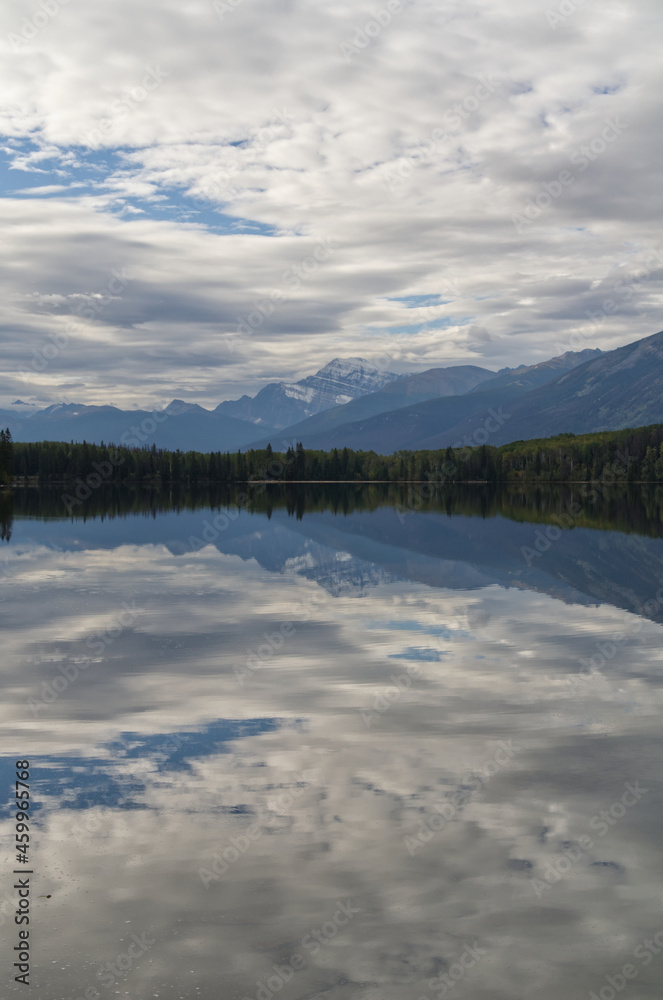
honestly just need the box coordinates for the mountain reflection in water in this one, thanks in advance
[1,485,662,999]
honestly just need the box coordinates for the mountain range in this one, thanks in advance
[252,348,603,451]
[214,356,402,428]
[5,330,663,453]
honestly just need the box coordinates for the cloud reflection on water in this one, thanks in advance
[0,502,662,998]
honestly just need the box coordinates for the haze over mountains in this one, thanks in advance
[5,330,663,453]
[2,399,273,454]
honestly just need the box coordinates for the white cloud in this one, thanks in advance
[0,0,661,405]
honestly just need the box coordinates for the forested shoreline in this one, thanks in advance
[4,422,663,485]
[4,482,662,540]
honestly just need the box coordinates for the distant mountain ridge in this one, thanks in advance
[303,334,661,454]
[248,364,497,446]
[453,329,663,446]
[0,356,499,450]
[1,400,276,453]
[215,357,401,429]
[6,332,662,453]
[277,348,603,452]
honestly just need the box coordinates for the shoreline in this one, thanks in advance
[6,479,663,487]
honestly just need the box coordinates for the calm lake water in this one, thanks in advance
[2,486,663,1000]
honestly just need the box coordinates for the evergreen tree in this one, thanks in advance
[0,429,13,485]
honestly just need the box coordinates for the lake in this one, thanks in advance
[2,485,663,1000]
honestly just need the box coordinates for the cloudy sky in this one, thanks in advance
[1,0,661,408]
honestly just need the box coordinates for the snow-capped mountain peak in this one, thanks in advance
[216,357,400,428]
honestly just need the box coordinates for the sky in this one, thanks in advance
[0,0,661,409]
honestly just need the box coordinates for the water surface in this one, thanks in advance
[2,486,663,999]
